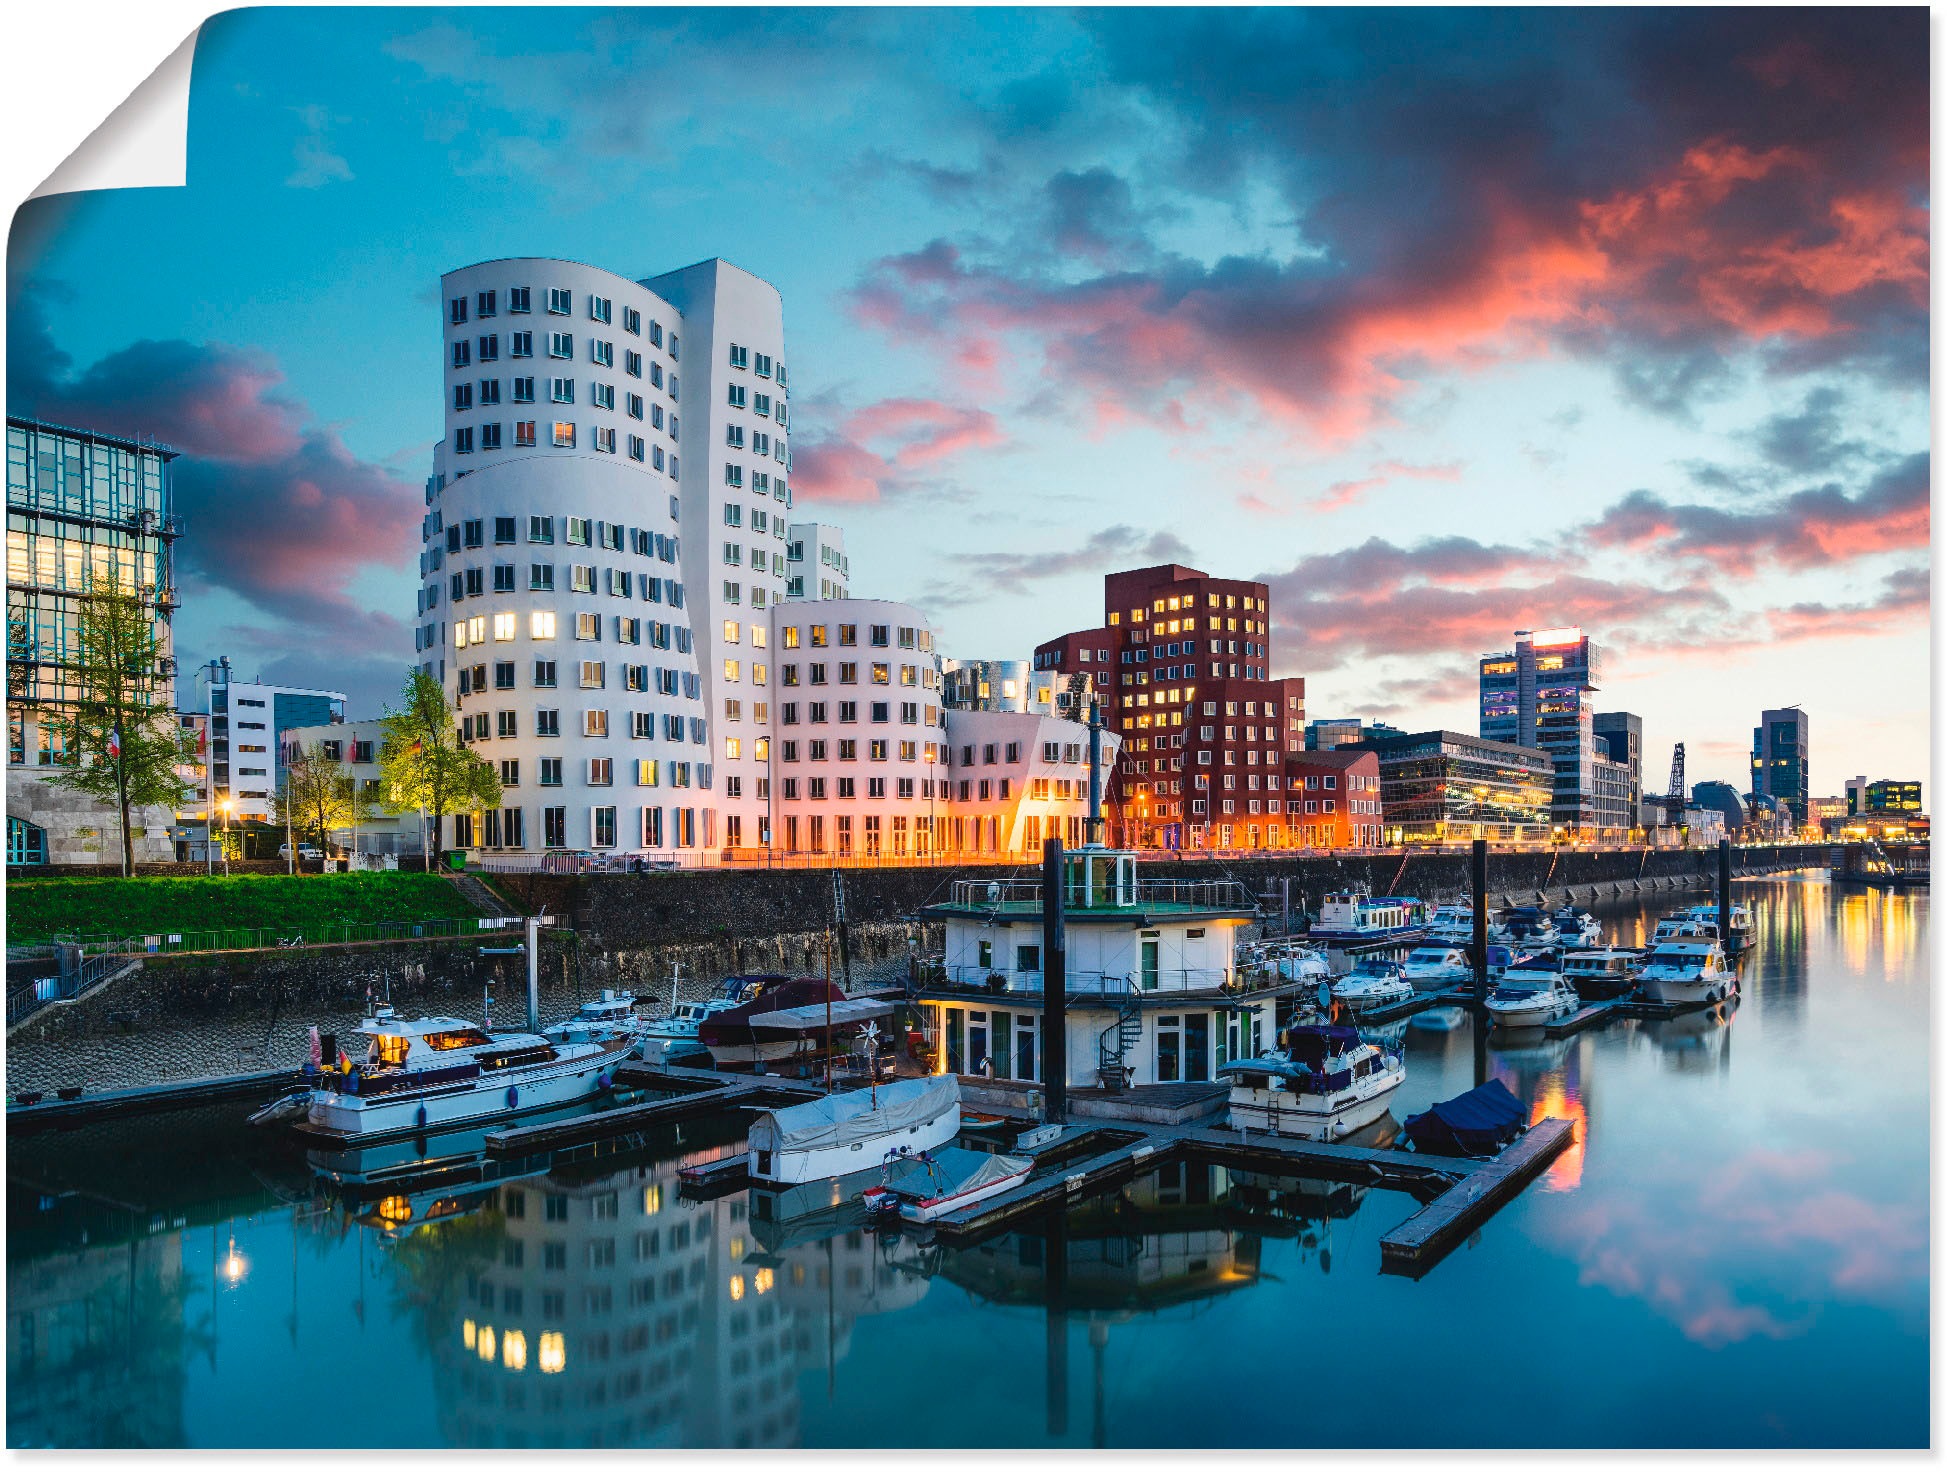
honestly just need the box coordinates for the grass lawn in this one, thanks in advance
[5,872,484,946]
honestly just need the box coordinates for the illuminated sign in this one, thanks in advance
[1528,627,1584,648]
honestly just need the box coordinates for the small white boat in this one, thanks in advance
[1221,1023,1404,1141]
[1664,902,1755,955]
[747,1074,961,1188]
[1637,939,1737,1005]
[1331,957,1414,1014]
[1241,939,1333,984]
[863,1146,1033,1223]
[1401,946,1472,991]
[1424,905,1507,947]
[255,1007,630,1142]
[1560,948,1638,999]
[1485,959,1580,1028]
[543,989,648,1046]
[1498,907,1560,950]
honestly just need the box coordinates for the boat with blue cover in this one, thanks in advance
[1403,1077,1527,1156]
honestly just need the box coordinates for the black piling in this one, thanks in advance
[1718,837,1733,952]
[1470,838,1490,1005]
[1042,836,1067,1123]
[1044,1206,1070,1438]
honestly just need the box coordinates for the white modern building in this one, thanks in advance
[192,656,346,822]
[785,521,849,600]
[423,256,1112,865]
[941,658,1031,713]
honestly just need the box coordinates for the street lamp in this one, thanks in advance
[220,798,234,876]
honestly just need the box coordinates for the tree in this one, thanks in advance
[43,566,192,876]
[378,668,500,865]
[274,741,376,860]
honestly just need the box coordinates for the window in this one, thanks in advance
[547,288,572,314]
[754,351,772,377]
[514,420,537,447]
[580,659,605,689]
[509,287,531,313]
[552,422,575,448]
[627,392,644,419]
[478,337,499,364]
[628,434,645,461]
[727,384,747,409]
[590,294,612,324]
[623,306,640,335]
[594,426,616,454]
[550,378,574,404]
[537,714,561,743]
[449,296,469,325]
[493,612,516,641]
[453,426,474,454]
[530,563,555,591]
[533,659,557,687]
[576,612,601,640]
[584,709,609,738]
[453,383,474,412]
[510,331,533,358]
[589,757,613,785]
[591,340,614,368]
[530,610,557,639]
[549,332,573,359]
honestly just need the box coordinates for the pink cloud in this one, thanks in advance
[791,396,1003,505]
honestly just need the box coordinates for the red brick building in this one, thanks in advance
[1285,748,1384,849]
[1034,563,1307,851]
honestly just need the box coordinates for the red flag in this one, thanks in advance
[196,725,208,755]
[106,728,122,760]
[408,738,425,757]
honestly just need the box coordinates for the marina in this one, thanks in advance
[4,872,1927,1448]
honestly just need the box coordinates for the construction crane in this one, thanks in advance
[1668,742,1687,805]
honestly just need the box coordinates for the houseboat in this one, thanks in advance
[252,1007,631,1142]
[1308,886,1429,947]
[916,844,1291,1092]
[1220,1023,1404,1141]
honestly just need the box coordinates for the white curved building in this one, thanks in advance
[422,256,789,855]
[422,255,1114,864]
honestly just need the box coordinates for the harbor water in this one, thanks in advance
[6,875,1927,1448]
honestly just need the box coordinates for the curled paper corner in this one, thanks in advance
[30,27,200,200]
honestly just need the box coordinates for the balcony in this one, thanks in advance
[934,874,1255,920]
[911,959,1293,1005]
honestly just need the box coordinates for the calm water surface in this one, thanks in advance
[7,876,1927,1448]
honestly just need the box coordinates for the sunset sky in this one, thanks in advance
[8,7,1929,793]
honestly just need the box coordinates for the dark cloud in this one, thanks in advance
[1751,386,1868,476]
[1588,453,1929,576]
[851,9,1926,436]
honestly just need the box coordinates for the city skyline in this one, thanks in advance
[6,7,1928,791]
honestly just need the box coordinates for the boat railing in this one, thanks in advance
[942,877,1255,912]
[918,963,1252,996]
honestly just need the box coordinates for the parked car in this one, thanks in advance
[280,843,324,861]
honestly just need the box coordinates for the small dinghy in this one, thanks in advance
[862,1146,1033,1223]
[959,1111,1010,1133]
[1403,1078,1527,1157]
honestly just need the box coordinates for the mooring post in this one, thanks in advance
[1045,1206,1070,1438]
[525,914,541,1034]
[1042,836,1067,1123]
[1471,838,1489,1005]
[1718,837,1733,953]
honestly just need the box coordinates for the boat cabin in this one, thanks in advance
[330,1014,557,1095]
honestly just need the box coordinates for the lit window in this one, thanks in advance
[493,613,516,641]
[530,610,557,639]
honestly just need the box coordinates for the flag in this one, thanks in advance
[106,728,121,760]
[408,738,424,756]
[196,725,207,755]
[307,1025,322,1067]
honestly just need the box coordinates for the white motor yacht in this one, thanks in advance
[1221,1023,1404,1141]
[1424,905,1507,947]
[1499,907,1561,951]
[1330,957,1414,1015]
[253,1007,631,1142]
[1485,958,1580,1028]
[543,989,649,1046]
[1241,939,1333,985]
[1637,938,1737,1005]
[1668,901,1756,955]
[1401,946,1472,991]
[1554,909,1605,948]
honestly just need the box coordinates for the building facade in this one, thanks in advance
[1345,729,1555,845]
[1750,706,1810,824]
[6,417,183,865]
[1283,747,1384,848]
[940,658,1031,713]
[1592,711,1643,826]
[783,521,848,601]
[192,657,346,823]
[1479,628,1630,838]
[1034,563,1305,851]
[1864,779,1922,815]
[1304,717,1401,751]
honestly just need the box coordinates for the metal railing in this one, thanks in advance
[915,962,1284,997]
[943,876,1254,911]
[8,944,142,1028]
[46,915,486,958]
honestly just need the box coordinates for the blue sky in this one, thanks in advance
[8,7,1929,791]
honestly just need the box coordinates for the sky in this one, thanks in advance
[6,6,1930,793]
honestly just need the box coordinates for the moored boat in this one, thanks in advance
[1560,948,1638,1000]
[746,1074,961,1188]
[1309,885,1429,946]
[1401,945,1472,991]
[1220,1023,1404,1141]
[1637,938,1737,1005]
[1498,906,1561,950]
[1484,956,1580,1028]
[1330,956,1414,1015]
[863,1146,1034,1223]
[253,1007,630,1142]
[1403,1078,1527,1157]
[1554,909,1605,948]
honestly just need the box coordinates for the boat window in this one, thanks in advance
[374,1034,410,1068]
[425,1029,492,1051]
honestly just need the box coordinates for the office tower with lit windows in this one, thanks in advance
[1479,628,1630,839]
[1750,706,1811,825]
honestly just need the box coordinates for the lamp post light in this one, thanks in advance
[220,798,234,876]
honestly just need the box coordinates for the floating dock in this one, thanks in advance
[6,1067,301,1129]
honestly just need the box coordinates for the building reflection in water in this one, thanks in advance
[1489,1031,1591,1191]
